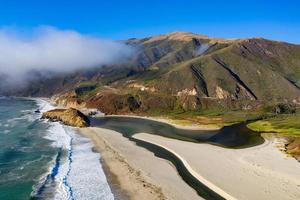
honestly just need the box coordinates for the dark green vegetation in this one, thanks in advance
[248,110,300,137]
[247,108,300,161]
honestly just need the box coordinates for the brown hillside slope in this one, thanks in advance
[2,32,300,114]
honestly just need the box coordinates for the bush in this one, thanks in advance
[273,103,296,114]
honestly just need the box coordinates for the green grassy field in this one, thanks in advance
[247,112,300,137]
[144,106,300,138]
[143,107,268,128]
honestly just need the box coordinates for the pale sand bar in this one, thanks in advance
[134,133,300,200]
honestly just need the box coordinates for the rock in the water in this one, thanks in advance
[41,108,90,127]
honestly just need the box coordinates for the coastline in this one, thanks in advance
[50,97,222,199]
[78,125,300,200]
[78,127,202,200]
[45,98,300,199]
[38,98,170,199]
[32,98,115,199]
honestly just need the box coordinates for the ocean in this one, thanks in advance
[0,97,114,200]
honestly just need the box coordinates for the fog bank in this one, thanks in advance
[0,26,134,82]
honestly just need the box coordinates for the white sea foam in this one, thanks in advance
[45,122,72,148]
[67,132,114,200]
[34,98,114,200]
[36,121,71,199]
[7,115,36,123]
[45,123,114,200]
[21,109,34,113]
[35,98,55,112]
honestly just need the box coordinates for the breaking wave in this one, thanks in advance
[31,99,114,200]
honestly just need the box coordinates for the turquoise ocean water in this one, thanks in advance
[0,97,114,200]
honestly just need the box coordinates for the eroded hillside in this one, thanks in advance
[2,32,300,115]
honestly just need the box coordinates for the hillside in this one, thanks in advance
[2,32,300,116]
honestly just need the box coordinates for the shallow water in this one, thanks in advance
[91,116,264,148]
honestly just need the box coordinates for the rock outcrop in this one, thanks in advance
[286,138,300,161]
[42,108,90,127]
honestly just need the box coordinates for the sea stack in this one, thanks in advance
[42,108,90,127]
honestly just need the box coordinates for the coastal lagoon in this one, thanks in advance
[91,116,264,199]
[91,116,264,148]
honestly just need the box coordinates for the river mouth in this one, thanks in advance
[90,116,264,200]
[90,116,264,148]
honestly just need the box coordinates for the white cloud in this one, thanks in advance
[0,26,134,79]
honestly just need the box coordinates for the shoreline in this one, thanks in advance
[78,125,300,200]
[41,98,300,199]
[36,97,171,199]
[78,127,168,200]
[33,98,115,199]
[43,99,264,199]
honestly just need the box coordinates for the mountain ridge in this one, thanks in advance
[1,32,300,115]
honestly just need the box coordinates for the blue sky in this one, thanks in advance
[1,0,300,43]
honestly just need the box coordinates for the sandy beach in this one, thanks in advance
[134,133,300,200]
[78,127,203,200]
[78,117,300,200]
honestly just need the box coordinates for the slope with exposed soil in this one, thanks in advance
[2,32,300,115]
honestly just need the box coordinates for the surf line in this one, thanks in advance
[63,135,75,200]
[34,148,63,197]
